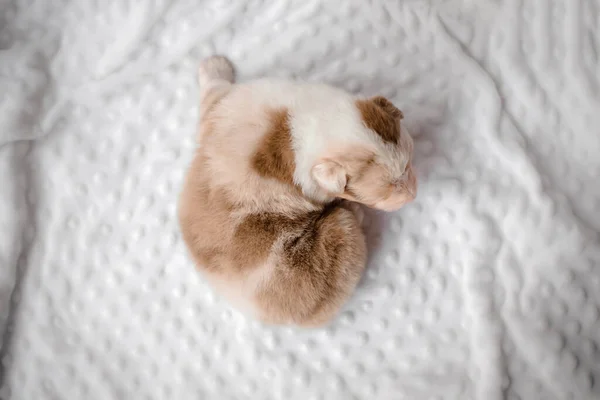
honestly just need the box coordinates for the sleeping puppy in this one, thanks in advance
[179,56,416,327]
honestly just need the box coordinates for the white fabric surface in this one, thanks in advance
[1,0,600,399]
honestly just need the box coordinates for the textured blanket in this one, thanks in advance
[1,0,599,399]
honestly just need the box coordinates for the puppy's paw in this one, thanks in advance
[198,55,235,86]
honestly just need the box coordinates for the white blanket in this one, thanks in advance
[1,0,599,399]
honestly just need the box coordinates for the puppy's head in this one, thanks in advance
[310,96,417,211]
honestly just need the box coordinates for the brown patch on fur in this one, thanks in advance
[371,96,404,120]
[231,204,345,270]
[252,108,296,185]
[356,96,403,144]
[254,202,366,326]
[232,212,302,268]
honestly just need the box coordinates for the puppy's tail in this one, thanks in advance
[197,56,235,122]
[198,55,235,86]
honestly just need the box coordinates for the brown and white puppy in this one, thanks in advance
[179,56,416,327]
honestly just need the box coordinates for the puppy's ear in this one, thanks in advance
[370,96,403,120]
[311,160,347,195]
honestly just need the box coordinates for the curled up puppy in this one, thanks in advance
[178,56,417,327]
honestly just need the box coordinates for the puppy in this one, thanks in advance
[178,56,416,327]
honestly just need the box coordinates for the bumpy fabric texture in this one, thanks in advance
[1,1,599,399]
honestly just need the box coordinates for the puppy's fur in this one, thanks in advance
[179,56,416,326]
